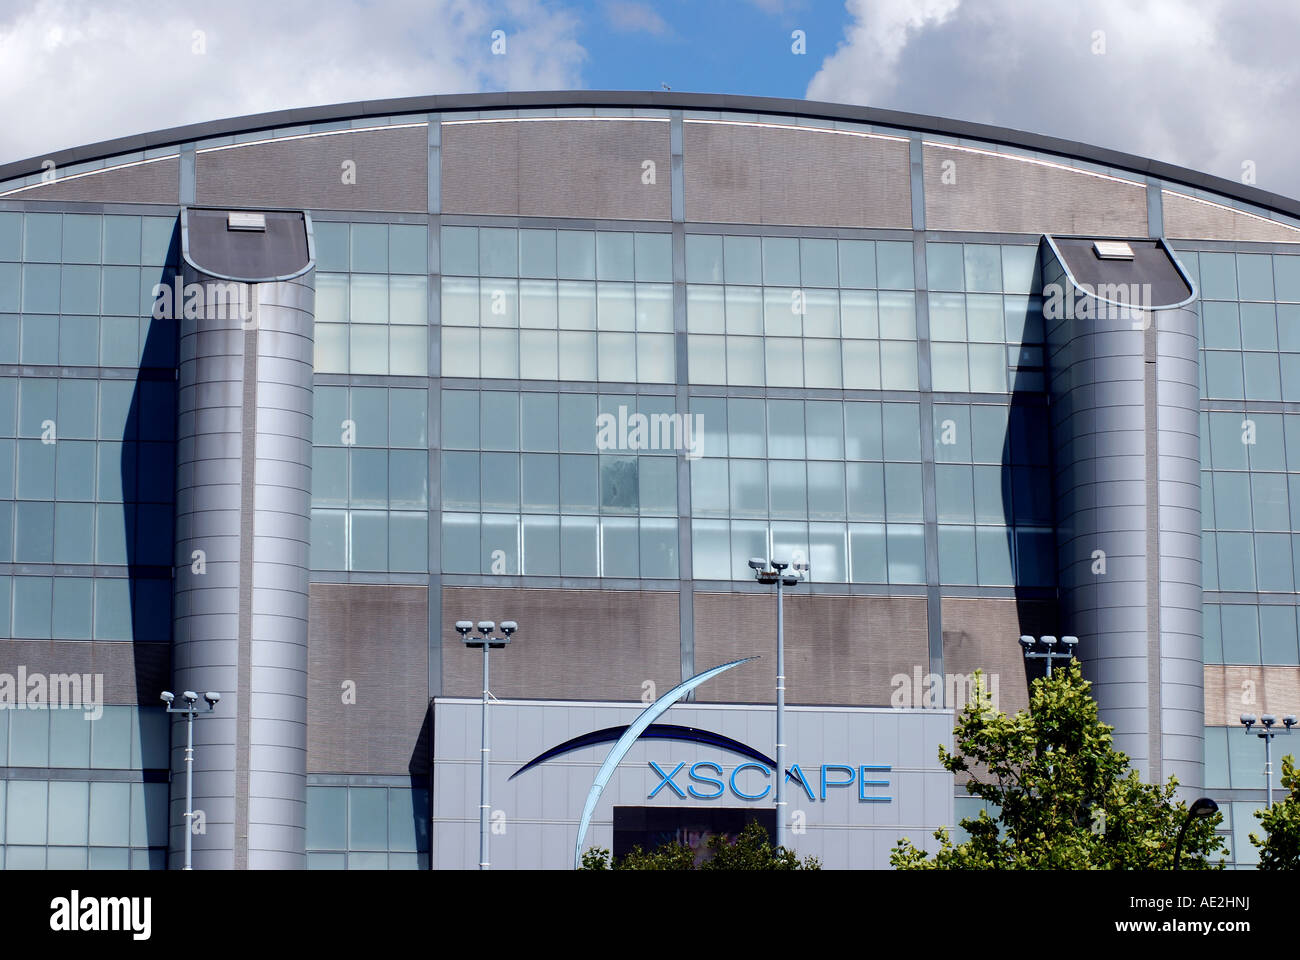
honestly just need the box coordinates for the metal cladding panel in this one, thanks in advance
[196,126,427,212]
[440,586,681,702]
[172,248,314,869]
[1044,238,1202,790]
[1162,191,1300,243]
[306,583,430,776]
[692,593,929,706]
[432,698,952,869]
[924,145,1147,235]
[441,118,671,220]
[1,156,179,203]
[1155,302,1204,791]
[682,120,912,227]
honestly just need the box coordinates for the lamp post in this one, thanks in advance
[1173,797,1219,870]
[455,619,517,870]
[1018,635,1078,678]
[161,689,220,870]
[1240,713,1296,809]
[749,557,805,853]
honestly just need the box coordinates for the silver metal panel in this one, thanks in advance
[172,216,315,869]
[1043,237,1202,793]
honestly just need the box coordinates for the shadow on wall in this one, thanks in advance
[125,216,181,852]
[1002,237,1060,692]
[407,704,432,866]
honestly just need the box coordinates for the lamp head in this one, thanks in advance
[1190,797,1219,818]
[1262,714,1276,728]
[499,621,517,637]
[748,558,767,571]
[160,691,174,704]
[477,621,495,636]
[1061,635,1078,649]
[1284,715,1297,730]
[1040,635,1057,648]
[455,621,474,636]
[781,575,799,586]
[204,691,221,708]
[182,691,198,704]
[770,560,789,572]
[1019,635,1035,651]
[1241,714,1256,730]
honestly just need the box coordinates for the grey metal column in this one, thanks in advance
[1042,235,1202,792]
[172,208,316,868]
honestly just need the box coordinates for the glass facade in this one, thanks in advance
[1184,250,1300,672]
[0,706,169,869]
[305,781,430,870]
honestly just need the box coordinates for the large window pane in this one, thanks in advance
[519,229,557,279]
[685,235,723,283]
[522,515,560,575]
[557,231,595,280]
[560,515,598,575]
[723,236,762,285]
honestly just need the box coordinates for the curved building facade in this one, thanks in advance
[1,92,1298,869]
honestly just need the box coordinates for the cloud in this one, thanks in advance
[0,0,588,165]
[807,0,1300,200]
[604,0,669,36]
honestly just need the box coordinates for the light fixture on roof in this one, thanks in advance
[1093,240,1134,260]
[227,211,266,232]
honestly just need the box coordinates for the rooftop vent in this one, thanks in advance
[227,211,266,232]
[1092,240,1134,260]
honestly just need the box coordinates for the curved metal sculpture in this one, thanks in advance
[573,656,757,869]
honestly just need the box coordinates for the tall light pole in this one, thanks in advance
[1018,635,1078,678]
[1017,636,1077,778]
[1240,713,1296,809]
[455,619,517,870]
[161,689,219,870]
[749,557,804,852]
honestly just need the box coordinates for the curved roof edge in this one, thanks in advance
[3,89,1297,222]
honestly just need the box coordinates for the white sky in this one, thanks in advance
[1,0,1296,200]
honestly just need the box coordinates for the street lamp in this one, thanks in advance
[1240,713,1296,809]
[749,556,804,853]
[456,618,517,870]
[161,689,220,870]
[1173,797,1219,870]
[1019,635,1078,678]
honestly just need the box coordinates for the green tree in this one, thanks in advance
[891,662,1225,870]
[1249,754,1300,869]
[578,820,820,870]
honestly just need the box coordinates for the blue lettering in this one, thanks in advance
[787,763,816,802]
[688,761,725,800]
[729,762,772,800]
[820,763,856,799]
[859,764,891,802]
[648,760,686,798]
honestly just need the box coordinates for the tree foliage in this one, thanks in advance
[579,819,821,870]
[891,662,1225,870]
[1249,754,1300,869]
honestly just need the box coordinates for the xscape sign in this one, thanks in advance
[648,759,892,802]
[511,722,892,802]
